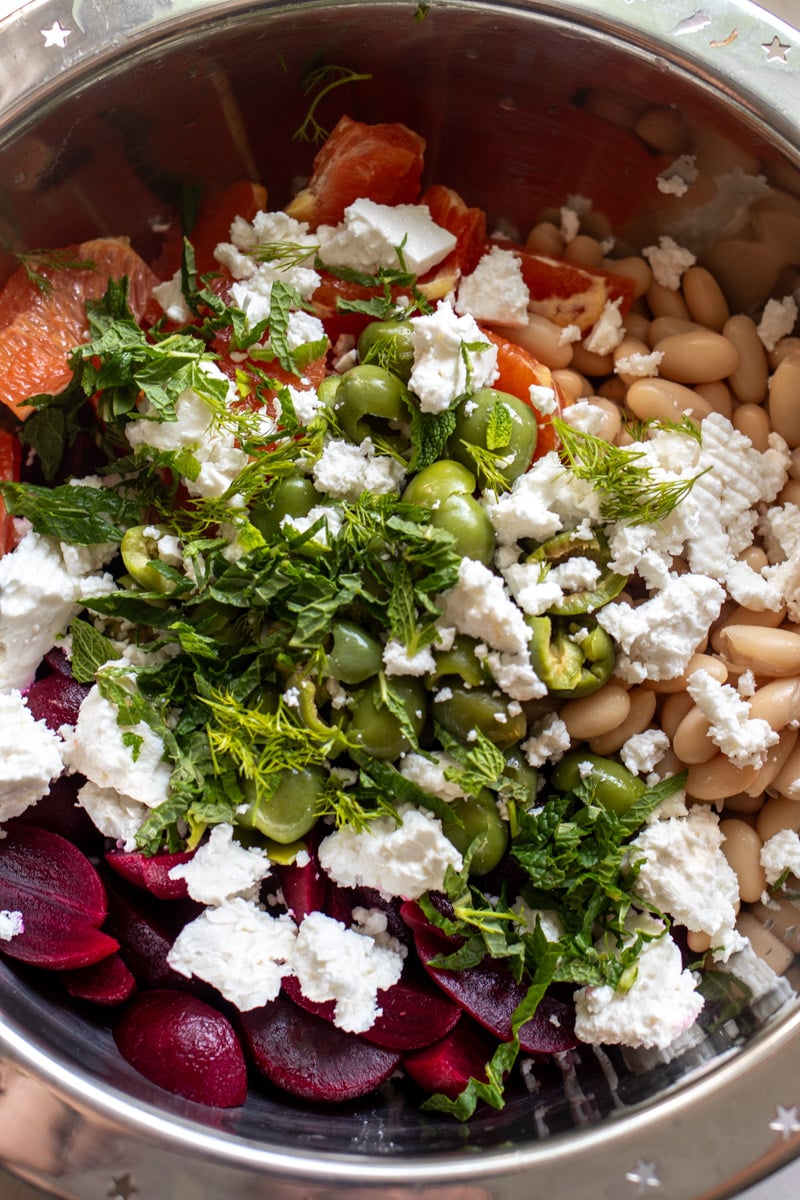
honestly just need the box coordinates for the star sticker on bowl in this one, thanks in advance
[762,35,790,63]
[769,1105,800,1140]
[625,1159,661,1192]
[40,20,72,48]
[107,1173,139,1200]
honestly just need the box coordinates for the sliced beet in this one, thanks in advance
[403,1018,495,1100]
[104,848,193,900]
[360,971,461,1051]
[18,774,100,849]
[327,883,412,951]
[240,994,400,1103]
[114,989,248,1107]
[275,846,327,921]
[0,824,118,970]
[44,646,74,677]
[103,871,200,991]
[64,951,137,1005]
[405,903,577,1055]
[25,672,91,731]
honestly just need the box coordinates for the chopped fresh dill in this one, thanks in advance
[554,417,709,525]
[293,65,373,144]
[15,248,97,295]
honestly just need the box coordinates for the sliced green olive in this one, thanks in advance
[327,620,384,685]
[527,527,627,616]
[120,524,180,594]
[435,684,526,750]
[527,615,615,698]
[441,788,508,875]
[426,635,485,690]
[551,751,646,815]
[357,319,416,382]
[238,766,323,843]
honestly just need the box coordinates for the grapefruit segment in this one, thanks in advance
[0,237,160,417]
[483,327,564,460]
[491,241,636,331]
[418,184,487,300]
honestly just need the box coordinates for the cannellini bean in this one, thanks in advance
[560,683,631,741]
[596,377,628,405]
[723,791,766,815]
[622,310,651,340]
[646,281,690,320]
[606,256,652,299]
[747,677,800,729]
[588,687,657,755]
[552,368,591,402]
[626,377,712,423]
[686,929,712,953]
[769,337,800,370]
[491,314,575,371]
[659,691,695,740]
[768,353,800,448]
[653,330,738,384]
[647,315,699,347]
[756,794,800,842]
[716,626,800,676]
[563,234,604,268]
[710,606,787,653]
[682,266,730,332]
[737,911,795,974]
[672,705,716,765]
[686,754,760,802]
[647,652,728,694]
[778,479,800,508]
[750,896,800,955]
[525,221,564,257]
[570,343,614,378]
[771,739,800,801]
[694,380,732,419]
[732,402,771,451]
[737,545,769,573]
[720,818,765,903]
[744,728,799,796]
[724,314,769,405]
[634,107,688,154]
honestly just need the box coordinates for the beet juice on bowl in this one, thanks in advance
[0,104,797,1117]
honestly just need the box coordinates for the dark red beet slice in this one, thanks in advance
[64,951,137,1005]
[105,848,193,900]
[114,989,248,1107]
[326,883,412,952]
[275,846,327,921]
[240,994,400,1102]
[403,902,577,1055]
[360,972,461,1051]
[103,871,199,991]
[0,824,118,970]
[25,672,91,731]
[44,646,74,676]
[17,774,100,849]
[404,1018,495,1100]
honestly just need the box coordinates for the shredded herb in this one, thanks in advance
[15,248,97,296]
[293,65,373,144]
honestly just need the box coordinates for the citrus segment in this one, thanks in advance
[0,238,160,417]
[492,242,636,331]
[484,327,563,460]
[285,116,425,229]
[418,184,486,300]
[0,428,21,558]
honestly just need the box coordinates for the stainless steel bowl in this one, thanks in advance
[0,1,800,1196]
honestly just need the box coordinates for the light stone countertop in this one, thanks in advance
[1,0,799,1197]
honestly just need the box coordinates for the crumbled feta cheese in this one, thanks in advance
[584,298,624,355]
[441,557,531,655]
[514,899,563,941]
[760,829,800,886]
[291,910,404,1033]
[656,154,699,198]
[615,350,664,378]
[167,897,297,1010]
[484,648,547,701]
[152,268,192,324]
[559,323,582,345]
[484,451,601,546]
[317,198,457,276]
[559,206,581,243]
[215,209,320,323]
[642,236,696,289]
[620,730,670,776]
[168,823,271,905]
[283,309,326,352]
[455,246,530,327]
[0,529,116,690]
[382,639,437,678]
[630,808,744,961]
[521,713,571,767]
[686,668,779,768]
[60,684,171,809]
[597,573,725,682]
[0,911,23,941]
[318,805,463,899]
[312,438,405,500]
[351,906,408,957]
[560,399,608,435]
[737,669,757,697]
[528,384,558,415]
[399,752,466,801]
[548,556,601,593]
[408,301,498,413]
[502,560,564,615]
[758,295,798,352]
[76,780,149,851]
[0,690,63,822]
[574,916,702,1049]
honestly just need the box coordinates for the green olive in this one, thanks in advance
[250,475,317,540]
[429,493,495,564]
[551,751,646,815]
[502,748,539,807]
[441,788,508,875]
[402,459,476,506]
[327,620,384,685]
[426,635,485,690]
[333,364,410,449]
[357,320,416,382]
[435,684,527,750]
[238,765,323,843]
[347,676,427,760]
[448,387,538,484]
[120,525,180,594]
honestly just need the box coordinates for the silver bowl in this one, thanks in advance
[1,1,800,1196]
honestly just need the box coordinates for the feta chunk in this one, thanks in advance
[760,829,800,886]
[0,911,23,941]
[0,690,63,822]
[311,438,405,500]
[291,910,404,1033]
[318,805,463,899]
[441,557,531,655]
[408,301,498,413]
[686,668,779,768]
[521,713,571,767]
[455,246,529,327]
[76,780,149,851]
[317,198,457,276]
[168,823,271,905]
[758,295,798,352]
[642,236,696,289]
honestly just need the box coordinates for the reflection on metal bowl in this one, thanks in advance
[0,1,799,1197]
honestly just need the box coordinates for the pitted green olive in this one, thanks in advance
[347,676,427,760]
[251,475,317,540]
[552,751,646,815]
[448,387,538,484]
[435,684,527,750]
[357,320,416,382]
[238,765,323,843]
[527,615,615,697]
[429,493,495,564]
[441,788,508,875]
[327,621,384,685]
[333,364,410,450]
[426,636,485,690]
[402,459,476,506]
